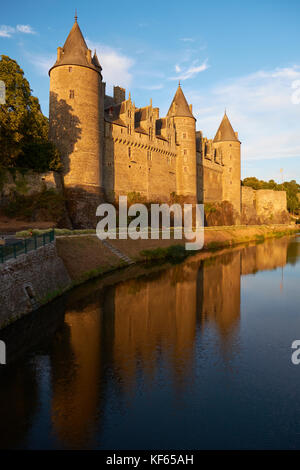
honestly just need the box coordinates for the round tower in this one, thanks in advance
[213,112,241,218]
[167,84,197,204]
[49,16,104,227]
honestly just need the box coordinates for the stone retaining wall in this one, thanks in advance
[0,241,71,329]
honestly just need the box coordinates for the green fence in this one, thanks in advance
[0,229,55,264]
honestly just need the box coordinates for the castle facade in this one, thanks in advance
[49,18,241,227]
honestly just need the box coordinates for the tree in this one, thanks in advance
[0,55,61,171]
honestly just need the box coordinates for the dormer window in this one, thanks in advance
[69,67,72,72]
[69,90,74,99]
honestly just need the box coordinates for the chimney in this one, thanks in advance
[114,86,126,104]
[86,49,92,63]
[57,47,63,61]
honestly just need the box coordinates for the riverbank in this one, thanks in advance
[56,223,299,282]
[0,223,298,330]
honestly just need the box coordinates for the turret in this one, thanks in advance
[167,84,197,203]
[49,15,104,227]
[213,112,241,216]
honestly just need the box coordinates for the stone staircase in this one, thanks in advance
[101,239,135,265]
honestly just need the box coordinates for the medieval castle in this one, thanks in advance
[48,17,242,227]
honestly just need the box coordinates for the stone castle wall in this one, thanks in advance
[0,170,62,207]
[104,120,177,203]
[241,186,288,224]
[49,64,104,227]
[0,241,70,329]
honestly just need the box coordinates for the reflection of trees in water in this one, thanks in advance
[0,362,38,449]
[0,296,66,449]
[286,238,300,266]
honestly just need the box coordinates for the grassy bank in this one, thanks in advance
[3,223,298,318]
[54,224,299,282]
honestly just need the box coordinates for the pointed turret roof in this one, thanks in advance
[92,51,102,70]
[49,18,102,75]
[167,84,194,119]
[214,112,238,142]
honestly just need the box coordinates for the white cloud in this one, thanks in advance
[170,59,209,80]
[0,25,15,38]
[87,40,134,91]
[16,24,36,34]
[180,38,195,42]
[0,24,36,38]
[189,65,300,166]
[27,53,56,76]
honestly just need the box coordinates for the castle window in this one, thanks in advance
[69,90,74,99]
[183,133,187,139]
[69,67,72,72]
[128,147,131,158]
[229,167,232,172]
[147,151,152,161]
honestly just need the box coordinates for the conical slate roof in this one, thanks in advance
[214,112,238,142]
[92,51,102,69]
[167,84,194,119]
[49,20,102,74]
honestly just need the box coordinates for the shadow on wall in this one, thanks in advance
[49,92,102,228]
[103,121,115,204]
[49,92,82,179]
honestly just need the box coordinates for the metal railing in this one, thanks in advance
[0,229,55,264]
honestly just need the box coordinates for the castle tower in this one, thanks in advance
[167,84,197,203]
[49,16,104,227]
[213,112,241,216]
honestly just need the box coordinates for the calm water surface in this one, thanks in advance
[0,236,300,449]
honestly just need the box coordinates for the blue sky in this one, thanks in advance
[1,0,300,182]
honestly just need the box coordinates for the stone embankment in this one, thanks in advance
[0,224,298,329]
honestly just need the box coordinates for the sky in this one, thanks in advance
[1,0,300,183]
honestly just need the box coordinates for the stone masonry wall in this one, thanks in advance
[0,241,71,329]
[241,186,288,224]
[0,170,62,207]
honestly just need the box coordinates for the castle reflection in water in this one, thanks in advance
[0,236,298,449]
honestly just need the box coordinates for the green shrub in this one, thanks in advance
[4,188,65,222]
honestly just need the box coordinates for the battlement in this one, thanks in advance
[49,17,243,220]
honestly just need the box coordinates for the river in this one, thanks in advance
[0,235,300,449]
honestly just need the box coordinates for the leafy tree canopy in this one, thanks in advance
[0,55,61,171]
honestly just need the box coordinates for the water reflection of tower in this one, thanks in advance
[197,251,241,350]
[111,262,198,389]
[50,294,106,449]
